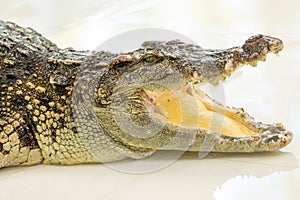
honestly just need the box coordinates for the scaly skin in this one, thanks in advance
[0,20,293,168]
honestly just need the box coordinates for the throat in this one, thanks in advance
[144,84,260,137]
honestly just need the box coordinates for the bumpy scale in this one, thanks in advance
[0,20,293,168]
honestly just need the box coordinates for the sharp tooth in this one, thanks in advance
[275,52,280,57]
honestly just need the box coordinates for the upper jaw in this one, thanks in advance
[244,34,284,54]
[186,34,285,85]
[240,34,284,66]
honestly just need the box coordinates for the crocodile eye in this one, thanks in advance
[144,55,156,63]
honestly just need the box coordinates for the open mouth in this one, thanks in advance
[95,34,293,154]
[143,83,293,151]
[144,84,259,137]
[135,34,294,153]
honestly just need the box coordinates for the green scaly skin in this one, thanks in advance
[0,20,293,168]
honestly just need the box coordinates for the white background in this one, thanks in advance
[0,0,299,199]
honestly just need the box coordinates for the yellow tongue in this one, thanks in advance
[149,87,256,137]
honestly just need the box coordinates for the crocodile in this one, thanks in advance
[0,20,293,168]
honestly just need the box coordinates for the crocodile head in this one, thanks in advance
[1,21,293,167]
[91,34,292,154]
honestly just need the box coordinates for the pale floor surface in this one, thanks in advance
[0,0,300,199]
